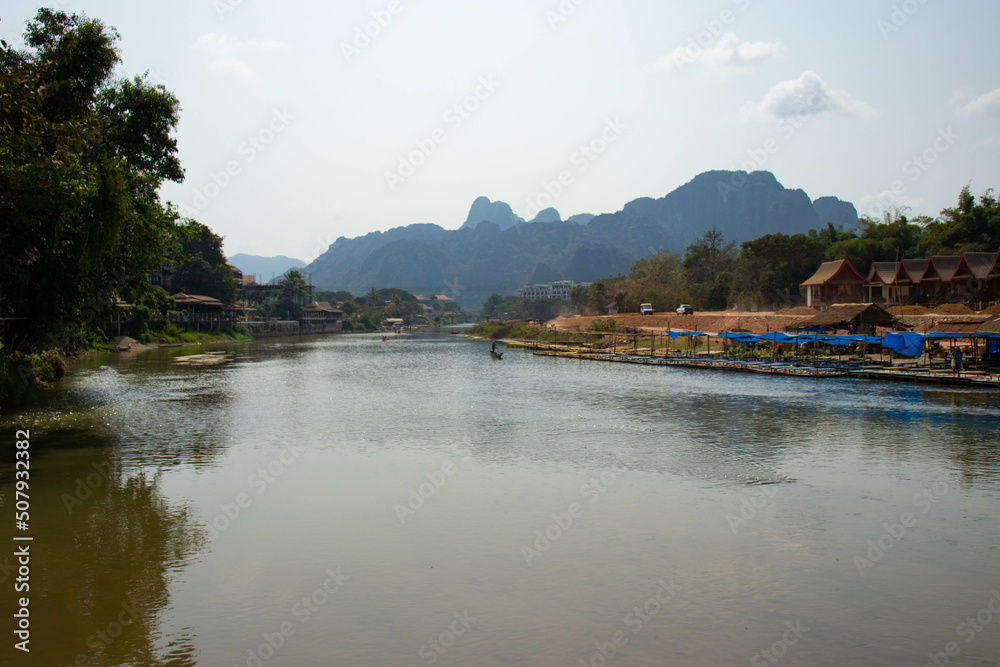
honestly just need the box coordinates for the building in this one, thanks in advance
[802,259,865,309]
[804,248,1000,310]
[301,300,343,323]
[518,281,591,301]
[800,303,897,335]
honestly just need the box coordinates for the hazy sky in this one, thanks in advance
[4,1,999,261]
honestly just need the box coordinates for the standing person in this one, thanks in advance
[950,345,964,375]
[491,341,497,354]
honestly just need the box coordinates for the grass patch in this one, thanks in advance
[140,324,252,345]
[465,321,588,344]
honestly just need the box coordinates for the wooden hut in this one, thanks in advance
[800,303,897,335]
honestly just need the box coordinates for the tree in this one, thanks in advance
[684,228,737,284]
[683,228,737,310]
[167,220,237,303]
[730,233,826,309]
[0,9,184,351]
[568,285,589,312]
[918,186,1000,254]
[482,293,505,317]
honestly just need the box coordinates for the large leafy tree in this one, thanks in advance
[0,9,183,351]
[731,233,827,308]
[167,220,237,303]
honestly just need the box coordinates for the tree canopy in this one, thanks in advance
[0,9,184,351]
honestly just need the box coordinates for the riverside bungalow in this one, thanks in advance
[802,259,866,309]
[864,262,902,305]
[171,293,239,326]
[301,301,343,322]
[805,248,1000,310]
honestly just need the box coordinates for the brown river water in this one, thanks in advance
[1,330,999,666]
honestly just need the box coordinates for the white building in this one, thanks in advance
[517,281,591,301]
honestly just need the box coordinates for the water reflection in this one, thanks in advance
[2,333,999,665]
[0,433,205,666]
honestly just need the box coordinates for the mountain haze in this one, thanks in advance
[228,254,305,282]
[303,171,857,308]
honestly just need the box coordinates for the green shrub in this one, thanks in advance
[588,318,617,333]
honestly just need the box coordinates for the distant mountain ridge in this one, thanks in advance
[302,170,857,308]
[228,253,305,283]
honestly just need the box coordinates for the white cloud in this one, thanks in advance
[193,34,290,80]
[739,70,876,121]
[657,32,782,72]
[962,88,1000,117]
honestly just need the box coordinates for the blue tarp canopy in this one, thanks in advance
[661,329,1000,350]
[882,332,925,357]
[666,331,883,346]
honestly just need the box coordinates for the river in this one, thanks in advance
[2,330,999,666]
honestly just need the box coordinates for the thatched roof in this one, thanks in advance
[931,314,1000,334]
[801,303,897,329]
[802,259,864,286]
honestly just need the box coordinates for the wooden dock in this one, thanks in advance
[530,349,1000,388]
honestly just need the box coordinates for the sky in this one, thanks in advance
[4,0,999,262]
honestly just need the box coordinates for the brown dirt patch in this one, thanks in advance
[550,312,809,335]
[979,303,1000,315]
[932,303,975,315]
[777,306,819,316]
[887,306,931,315]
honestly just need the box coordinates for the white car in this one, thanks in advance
[639,303,654,316]
[676,304,694,315]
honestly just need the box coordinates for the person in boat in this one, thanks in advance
[491,342,497,354]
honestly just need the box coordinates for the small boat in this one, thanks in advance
[490,351,503,360]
